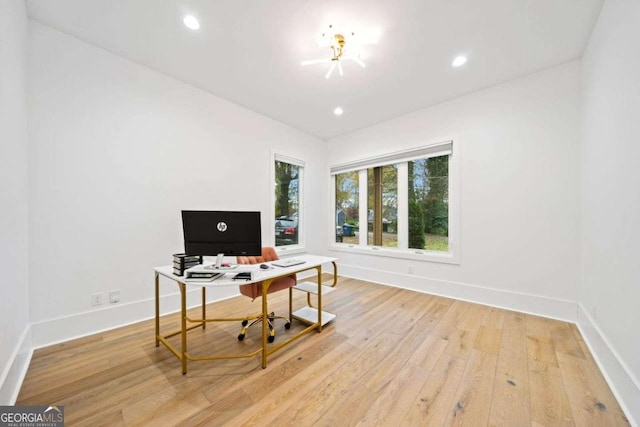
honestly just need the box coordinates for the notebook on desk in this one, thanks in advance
[185,272,224,282]
[272,258,305,268]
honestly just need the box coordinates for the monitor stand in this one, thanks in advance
[205,253,225,270]
[215,253,224,269]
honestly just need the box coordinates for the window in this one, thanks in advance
[408,156,449,252]
[274,155,304,249]
[335,171,359,243]
[330,140,458,263]
[367,165,398,247]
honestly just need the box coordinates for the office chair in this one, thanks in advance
[236,247,296,343]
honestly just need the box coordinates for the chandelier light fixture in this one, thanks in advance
[301,24,378,79]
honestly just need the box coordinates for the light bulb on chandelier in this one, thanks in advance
[301,24,377,79]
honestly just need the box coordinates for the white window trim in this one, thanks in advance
[396,163,409,250]
[358,169,368,247]
[329,138,460,265]
[330,141,453,175]
[272,152,306,254]
[275,153,305,168]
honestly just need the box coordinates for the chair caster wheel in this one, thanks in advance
[268,336,275,343]
[238,334,245,341]
[241,320,248,326]
[285,322,291,329]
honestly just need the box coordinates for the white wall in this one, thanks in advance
[28,22,325,347]
[580,0,640,422]
[326,62,582,320]
[0,0,31,404]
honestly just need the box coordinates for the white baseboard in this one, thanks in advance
[31,285,240,349]
[0,325,33,405]
[338,264,578,322]
[577,303,639,427]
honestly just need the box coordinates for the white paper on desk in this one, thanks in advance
[185,264,208,273]
[186,264,251,274]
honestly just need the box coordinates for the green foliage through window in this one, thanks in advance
[333,153,449,252]
[275,160,300,247]
[409,156,449,250]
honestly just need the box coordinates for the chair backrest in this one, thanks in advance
[236,247,280,265]
[236,247,296,299]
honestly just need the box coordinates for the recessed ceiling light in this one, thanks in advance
[183,15,200,30]
[334,107,344,116]
[452,55,467,67]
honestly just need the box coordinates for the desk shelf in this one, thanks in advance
[293,281,337,295]
[292,306,336,326]
[292,281,337,326]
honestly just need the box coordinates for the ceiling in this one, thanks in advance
[26,0,603,140]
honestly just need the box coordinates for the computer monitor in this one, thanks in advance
[181,210,262,268]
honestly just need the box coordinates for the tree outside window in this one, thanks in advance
[367,165,398,247]
[408,156,449,251]
[332,151,450,253]
[274,160,300,247]
[335,171,359,243]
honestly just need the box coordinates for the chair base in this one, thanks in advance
[238,311,291,343]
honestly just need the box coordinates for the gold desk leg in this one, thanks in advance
[180,282,187,375]
[155,272,160,347]
[306,261,339,308]
[261,278,273,369]
[331,261,338,287]
[316,266,323,332]
[202,287,206,330]
[289,287,293,323]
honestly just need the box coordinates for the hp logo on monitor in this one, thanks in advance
[216,222,228,232]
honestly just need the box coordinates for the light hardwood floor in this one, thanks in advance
[18,276,630,426]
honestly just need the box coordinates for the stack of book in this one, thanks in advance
[172,253,202,276]
[185,270,223,282]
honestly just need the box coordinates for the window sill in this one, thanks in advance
[329,243,459,265]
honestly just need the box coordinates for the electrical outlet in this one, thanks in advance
[91,292,103,306]
[109,290,121,304]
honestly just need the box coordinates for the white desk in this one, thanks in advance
[154,254,338,374]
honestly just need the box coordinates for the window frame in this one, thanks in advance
[272,152,306,255]
[329,138,460,264]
